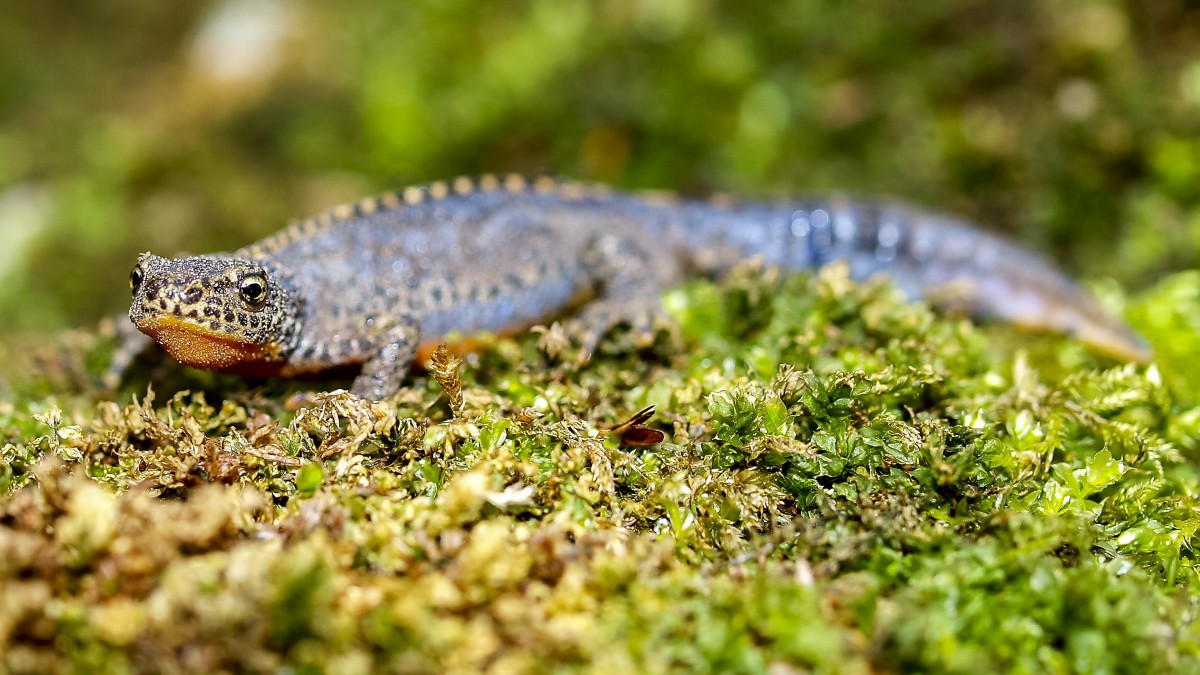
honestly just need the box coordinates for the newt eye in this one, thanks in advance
[239,273,268,308]
[129,264,144,294]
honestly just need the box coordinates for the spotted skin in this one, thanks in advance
[121,176,1150,400]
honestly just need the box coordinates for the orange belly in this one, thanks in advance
[414,338,489,366]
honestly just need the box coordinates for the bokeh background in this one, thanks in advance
[2,0,1199,331]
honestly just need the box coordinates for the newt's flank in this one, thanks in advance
[114,175,1150,400]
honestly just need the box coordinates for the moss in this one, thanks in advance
[1,266,1198,673]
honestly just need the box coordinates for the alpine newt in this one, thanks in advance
[118,175,1150,400]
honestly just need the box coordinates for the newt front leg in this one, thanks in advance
[350,319,421,400]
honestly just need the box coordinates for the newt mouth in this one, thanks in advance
[136,316,277,370]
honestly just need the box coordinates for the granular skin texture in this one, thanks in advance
[123,175,1150,399]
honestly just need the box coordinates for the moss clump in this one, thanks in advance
[2,266,1199,673]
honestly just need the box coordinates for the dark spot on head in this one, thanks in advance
[187,310,200,319]
[238,314,248,326]
[224,311,235,322]
[203,306,218,318]
[173,306,182,316]
[249,316,259,328]
[185,287,203,303]
[210,321,221,330]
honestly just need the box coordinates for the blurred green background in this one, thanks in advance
[2,0,1199,331]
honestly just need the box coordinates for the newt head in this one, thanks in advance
[127,253,302,371]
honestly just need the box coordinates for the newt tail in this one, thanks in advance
[119,176,1150,400]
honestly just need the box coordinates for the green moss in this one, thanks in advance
[2,266,1199,672]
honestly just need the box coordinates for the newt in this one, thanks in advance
[118,175,1150,400]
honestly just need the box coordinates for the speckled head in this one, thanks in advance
[128,253,302,371]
